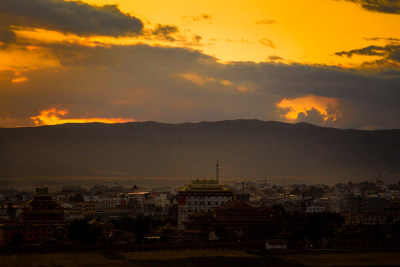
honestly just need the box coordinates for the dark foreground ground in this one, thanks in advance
[2,249,400,267]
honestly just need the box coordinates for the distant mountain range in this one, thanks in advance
[1,120,400,183]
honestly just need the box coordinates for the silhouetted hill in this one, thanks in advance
[1,120,400,183]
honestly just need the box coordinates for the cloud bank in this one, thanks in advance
[1,41,400,129]
[0,0,143,37]
[343,0,400,15]
[335,43,400,66]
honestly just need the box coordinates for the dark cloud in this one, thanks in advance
[335,44,400,64]
[0,0,143,37]
[0,69,16,86]
[364,37,400,42]
[335,45,388,57]
[267,55,283,61]
[255,19,277,25]
[343,0,400,15]
[182,14,212,22]
[151,24,179,41]
[193,35,202,43]
[226,38,252,44]
[0,28,17,44]
[295,108,325,125]
[259,38,276,48]
[295,107,336,127]
[1,43,400,129]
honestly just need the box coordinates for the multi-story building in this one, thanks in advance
[177,178,233,230]
[81,195,128,213]
[0,187,66,246]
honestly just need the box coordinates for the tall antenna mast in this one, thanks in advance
[216,160,219,183]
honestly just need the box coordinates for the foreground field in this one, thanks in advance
[280,251,400,266]
[1,250,400,266]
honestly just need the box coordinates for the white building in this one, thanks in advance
[266,239,288,250]
[84,195,100,202]
[177,178,233,230]
[82,195,128,212]
[306,206,325,213]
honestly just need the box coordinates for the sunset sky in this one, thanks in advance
[1,0,400,129]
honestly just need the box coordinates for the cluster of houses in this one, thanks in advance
[0,174,399,248]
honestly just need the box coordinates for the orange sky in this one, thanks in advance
[82,0,400,64]
[30,108,135,126]
[7,0,400,66]
[1,0,400,128]
[277,95,339,122]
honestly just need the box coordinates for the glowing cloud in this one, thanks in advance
[179,73,215,85]
[179,73,252,93]
[31,108,135,126]
[276,95,339,122]
[11,77,27,83]
[259,38,276,49]
[237,85,251,93]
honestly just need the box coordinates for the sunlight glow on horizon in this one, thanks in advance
[30,108,135,126]
[276,95,339,122]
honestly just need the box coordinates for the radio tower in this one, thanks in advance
[216,160,219,183]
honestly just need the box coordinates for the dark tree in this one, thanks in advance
[10,232,23,246]
[290,186,301,195]
[68,219,101,244]
[7,203,16,220]
[167,203,178,218]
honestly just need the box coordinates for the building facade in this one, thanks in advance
[0,187,66,246]
[177,179,233,230]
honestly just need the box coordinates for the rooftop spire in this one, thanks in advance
[216,160,219,183]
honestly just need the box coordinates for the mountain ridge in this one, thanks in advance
[1,119,399,183]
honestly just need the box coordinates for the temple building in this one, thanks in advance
[177,178,233,230]
[21,187,64,223]
[0,187,66,246]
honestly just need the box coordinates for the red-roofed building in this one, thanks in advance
[0,187,67,246]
